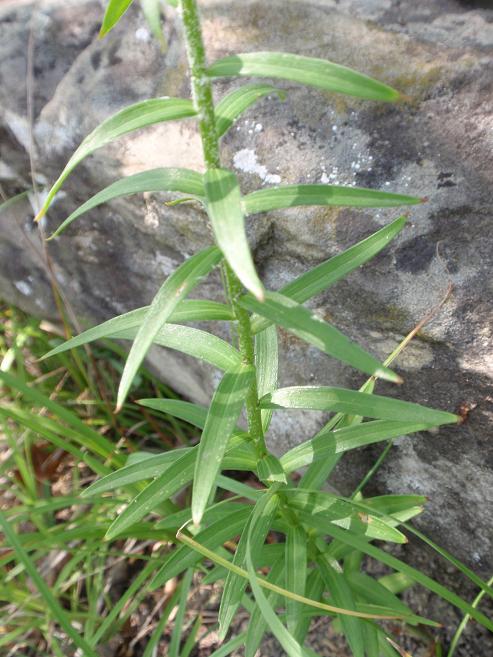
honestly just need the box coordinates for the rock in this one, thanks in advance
[0,0,492,576]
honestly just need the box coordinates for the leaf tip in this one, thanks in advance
[420,196,429,204]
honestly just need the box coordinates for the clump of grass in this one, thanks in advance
[0,303,196,656]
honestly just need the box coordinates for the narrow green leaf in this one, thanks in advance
[251,215,407,334]
[110,323,241,371]
[209,52,400,102]
[241,292,400,383]
[105,449,195,539]
[262,386,459,425]
[280,420,436,472]
[255,324,278,432]
[192,363,254,525]
[138,398,208,429]
[169,568,193,657]
[245,492,311,657]
[347,572,412,617]
[243,185,421,216]
[35,97,196,221]
[215,84,284,137]
[0,370,120,465]
[205,168,264,300]
[42,299,233,360]
[209,633,247,657]
[317,557,365,657]
[321,523,493,633]
[105,434,255,539]
[257,453,287,485]
[218,494,278,639]
[142,589,180,657]
[245,559,285,657]
[48,168,204,238]
[151,507,253,588]
[294,570,325,645]
[100,0,134,36]
[0,511,100,657]
[140,0,166,49]
[285,525,307,636]
[285,489,407,544]
[81,448,189,496]
[117,246,222,409]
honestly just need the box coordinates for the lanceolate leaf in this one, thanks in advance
[245,559,285,657]
[209,52,400,102]
[100,0,134,36]
[243,185,421,216]
[245,492,312,657]
[251,215,407,334]
[240,292,400,383]
[48,168,205,238]
[317,558,365,657]
[320,523,493,633]
[35,98,196,221]
[81,448,189,496]
[280,420,437,472]
[42,299,233,360]
[117,246,222,409]
[215,84,284,137]
[138,398,209,428]
[152,507,253,588]
[192,363,255,525]
[285,525,307,636]
[219,494,278,639]
[109,323,241,371]
[255,325,278,432]
[204,169,264,300]
[262,386,459,425]
[105,434,254,539]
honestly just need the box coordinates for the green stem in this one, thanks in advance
[179,0,267,458]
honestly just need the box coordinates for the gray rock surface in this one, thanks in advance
[1,0,492,577]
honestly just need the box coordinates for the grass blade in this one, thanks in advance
[243,185,421,215]
[209,52,400,102]
[49,168,205,238]
[262,386,459,425]
[35,98,196,222]
[0,510,100,657]
[192,363,255,525]
[215,84,284,137]
[117,246,222,409]
[169,569,194,657]
[251,215,407,334]
[205,168,264,300]
[241,292,400,383]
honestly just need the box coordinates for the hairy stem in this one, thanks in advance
[179,0,267,458]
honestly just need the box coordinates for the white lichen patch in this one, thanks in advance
[15,280,32,296]
[232,148,281,185]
